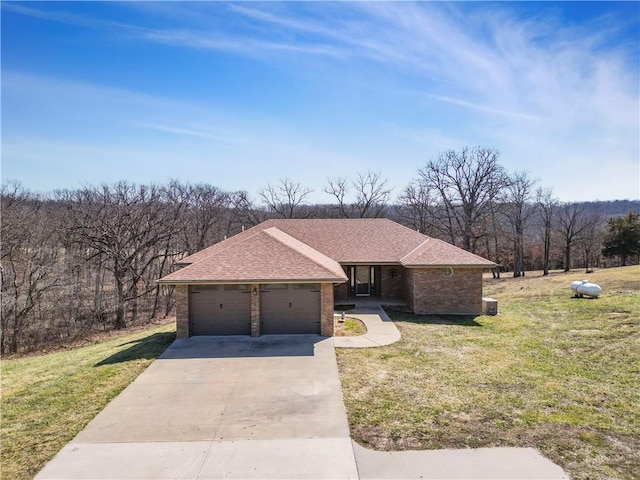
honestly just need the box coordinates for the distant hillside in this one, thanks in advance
[573,200,640,218]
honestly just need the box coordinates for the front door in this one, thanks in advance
[355,266,371,296]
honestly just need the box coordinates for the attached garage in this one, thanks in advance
[159,225,350,337]
[261,283,321,334]
[189,285,251,335]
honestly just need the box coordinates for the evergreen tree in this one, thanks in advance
[602,212,640,266]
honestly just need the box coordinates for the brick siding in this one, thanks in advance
[176,285,189,338]
[250,283,260,337]
[320,283,335,336]
[407,268,483,315]
[380,265,408,300]
[333,280,349,302]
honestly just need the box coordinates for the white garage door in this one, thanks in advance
[190,285,251,335]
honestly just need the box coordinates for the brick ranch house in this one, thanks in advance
[158,218,495,338]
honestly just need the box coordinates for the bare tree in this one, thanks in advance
[324,170,392,218]
[535,187,558,275]
[166,181,232,254]
[353,170,392,218]
[501,172,537,277]
[556,203,592,272]
[56,182,176,329]
[1,178,309,355]
[324,177,350,218]
[419,146,509,252]
[483,201,509,278]
[1,183,60,354]
[258,178,314,219]
[396,179,439,235]
[580,213,604,273]
[229,190,267,229]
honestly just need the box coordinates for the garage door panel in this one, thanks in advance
[190,285,251,335]
[261,284,321,335]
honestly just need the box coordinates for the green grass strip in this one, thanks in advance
[1,323,176,479]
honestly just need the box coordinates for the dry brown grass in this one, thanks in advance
[334,316,367,336]
[337,266,640,480]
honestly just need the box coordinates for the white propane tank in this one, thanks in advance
[570,280,602,298]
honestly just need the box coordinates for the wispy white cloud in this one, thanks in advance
[1,2,143,34]
[140,29,348,58]
[1,71,367,199]
[2,3,99,26]
[348,2,637,126]
[132,122,240,143]
[426,94,540,121]
[3,2,638,201]
[2,2,351,60]
[2,71,178,108]
[163,1,637,132]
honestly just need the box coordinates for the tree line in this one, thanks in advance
[2,146,638,355]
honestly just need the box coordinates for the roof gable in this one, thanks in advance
[159,226,347,284]
[176,220,277,266]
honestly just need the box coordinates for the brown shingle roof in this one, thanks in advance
[401,238,496,267]
[267,218,427,263]
[159,226,347,284]
[176,221,276,266]
[178,218,432,265]
[161,219,495,284]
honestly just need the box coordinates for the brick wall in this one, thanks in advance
[380,265,408,300]
[407,268,483,315]
[250,283,260,337]
[176,285,189,338]
[320,283,335,336]
[333,281,349,302]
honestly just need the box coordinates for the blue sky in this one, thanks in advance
[2,1,639,203]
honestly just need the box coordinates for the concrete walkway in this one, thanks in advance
[353,443,569,479]
[333,306,401,348]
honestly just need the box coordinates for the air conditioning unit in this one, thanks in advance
[482,297,498,316]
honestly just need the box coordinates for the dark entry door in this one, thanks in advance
[355,266,371,296]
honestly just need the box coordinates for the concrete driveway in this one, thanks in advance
[37,332,568,480]
[36,336,359,479]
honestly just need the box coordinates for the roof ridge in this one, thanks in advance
[400,238,431,264]
[263,226,346,279]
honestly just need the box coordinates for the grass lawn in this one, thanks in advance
[336,266,640,480]
[334,316,368,336]
[1,321,176,480]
